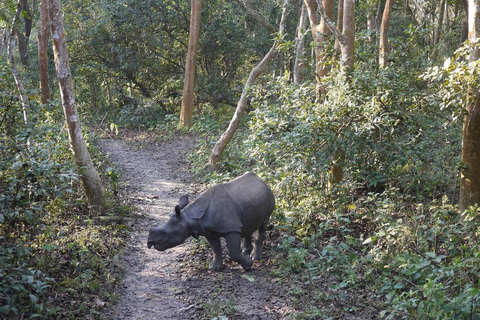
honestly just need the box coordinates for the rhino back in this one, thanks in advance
[222,172,275,234]
[199,172,275,235]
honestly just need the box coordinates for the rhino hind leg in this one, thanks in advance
[206,237,224,271]
[225,232,253,271]
[242,234,253,255]
[252,228,266,261]
[253,214,271,261]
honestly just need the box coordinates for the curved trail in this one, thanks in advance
[99,133,296,320]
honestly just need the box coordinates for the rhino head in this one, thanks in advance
[147,195,190,251]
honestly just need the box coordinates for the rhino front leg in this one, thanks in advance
[225,232,253,271]
[242,234,253,255]
[252,228,266,261]
[206,237,224,271]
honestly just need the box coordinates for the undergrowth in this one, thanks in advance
[185,46,480,318]
[0,68,131,319]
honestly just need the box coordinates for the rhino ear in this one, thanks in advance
[178,195,189,209]
[175,205,181,218]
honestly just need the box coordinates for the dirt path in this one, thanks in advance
[99,133,296,320]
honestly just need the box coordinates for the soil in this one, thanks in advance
[98,132,297,320]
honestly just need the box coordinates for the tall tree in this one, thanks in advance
[179,0,202,128]
[317,0,355,72]
[316,0,355,185]
[8,0,30,125]
[17,0,33,66]
[304,0,334,95]
[38,0,50,104]
[434,0,447,45]
[366,1,375,44]
[460,0,480,212]
[294,2,308,84]
[208,0,290,167]
[379,0,393,68]
[334,0,344,55]
[47,0,105,209]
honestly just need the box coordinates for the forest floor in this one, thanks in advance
[98,130,298,320]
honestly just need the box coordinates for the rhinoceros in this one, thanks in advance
[147,172,275,271]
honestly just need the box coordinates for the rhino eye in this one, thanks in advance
[161,230,167,235]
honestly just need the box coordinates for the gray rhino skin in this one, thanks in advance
[147,172,275,271]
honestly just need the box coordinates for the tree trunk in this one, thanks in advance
[379,0,393,68]
[316,0,355,185]
[459,0,480,213]
[341,0,355,72]
[179,0,202,128]
[17,0,33,66]
[318,0,334,77]
[38,0,50,104]
[434,0,446,45]
[8,0,30,125]
[304,0,334,95]
[47,0,105,210]
[208,0,290,167]
[335,0,344,55]
[376,0,385,34]
[294,2,308,84]
[367,3,375,44]
[461,0,469,42]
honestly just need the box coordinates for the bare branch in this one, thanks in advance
[240,0,277,33]
[315,0,343,42]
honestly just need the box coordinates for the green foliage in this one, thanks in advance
[0,60,127,318]
[187,27,472,318]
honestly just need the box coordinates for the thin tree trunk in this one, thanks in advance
[434,0,446,45]
[294,2,308,84]
[340,0,355,71]
[446,1,450,29]
[38,0,50,104]
[376,0,385,34]
[17,0,32,66]
[316,0,355,185]
[318,0,334,79]
[208,0,290,167]
[461,0,469,42]
[460,0,480,213]
[367,3,375,44]
[331,0,354,185]
[335,0,344,55]
[304,0,334,95]
[8,0,30,125]
[179,0,202,128]
[47,0,105,209]
[379,0,393,68]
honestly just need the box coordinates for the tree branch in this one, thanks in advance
[315,0,344,41]
[240,0,277,33]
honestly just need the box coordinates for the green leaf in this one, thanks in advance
[0,214,4,223]
[0,305,10,313]
[240,274,254,282]
[29,294,38,303]
[393,283,404,289]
